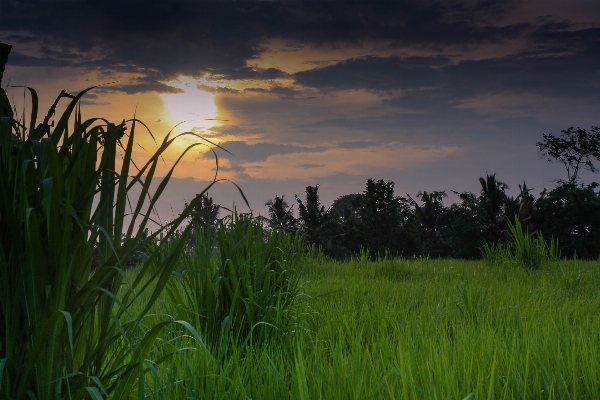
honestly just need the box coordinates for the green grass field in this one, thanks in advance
[130,253,600,399]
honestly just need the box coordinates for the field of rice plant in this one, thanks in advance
[127,247,600,399]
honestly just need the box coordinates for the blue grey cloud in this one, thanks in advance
[202,141,327,163]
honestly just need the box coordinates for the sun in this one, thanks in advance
[161,76,218,133]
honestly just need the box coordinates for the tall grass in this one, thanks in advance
[482,217,560,269]
[165,216,306,349]
[0,76,228,397]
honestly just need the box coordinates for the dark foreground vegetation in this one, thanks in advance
[2,42,600,399]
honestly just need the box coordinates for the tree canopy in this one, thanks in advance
[536,126,600,184]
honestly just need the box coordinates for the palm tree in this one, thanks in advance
[478,173,509,229]
[452,173,511,243]
[295,185,338,251]
[188,193,220,232]
[408,191,448,254]
[265,194,297,232]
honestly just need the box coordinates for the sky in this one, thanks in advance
[2,0,600,225]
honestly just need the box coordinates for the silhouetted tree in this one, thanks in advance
[443,201,483,259]
[187,193,220,239]
[265,194,297,232]
[295,185,339,254]
[532,182,600,259]
[330,193,363,218]
[408,190,450,256]
[537,126,600,184]
[478,174,509,235]
[358,179,408,257]
[454,173,511,243]
[329,194,364,257]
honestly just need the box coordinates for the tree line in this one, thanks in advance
[191,126,600,260]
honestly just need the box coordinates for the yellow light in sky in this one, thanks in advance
[161,76,218,133]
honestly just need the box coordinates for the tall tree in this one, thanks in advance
[536,126,600,184]
[452,173,511,244]
[478,173,509,234]
[295,185,336,250]
[407,190,449,256]
[265,194,297,232]
[188,193,220,232]
[358,179,406,256]
[330,194,364,256]
[330,193,363,219]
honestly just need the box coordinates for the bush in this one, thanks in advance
[166,216,306,349]
[482,217,560,270]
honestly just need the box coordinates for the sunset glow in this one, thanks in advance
[161,76,218,133]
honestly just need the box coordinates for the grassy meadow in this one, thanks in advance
[125,248,600,399]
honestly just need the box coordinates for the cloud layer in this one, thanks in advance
[2,0,599,215]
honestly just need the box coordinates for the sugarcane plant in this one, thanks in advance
[0,42,240,399]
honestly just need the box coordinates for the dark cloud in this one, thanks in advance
[211,67,288,80]
[244,87,268,93]
[197,84,239,94]
[293,115,402,132]
[202,140,327,162]
[6,52,70,68]
[244,85,302,98]
[3,34,37,44]
[96,82,184,95]
[0,1,534,90]
[294,40,600,103]
[294,55,448,93]
[3,1,599,99]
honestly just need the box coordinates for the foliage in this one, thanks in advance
[507,217,560,269]
[515,181,535,227]
[290,171,597,260]
[482,217,560,269]
[265,194,297,232]
[188,193,221,231]
[442,202,485,259]
[166,215,305,348]
[536,126,600,184]
[295,185,341,257]
[357,179,412,257]
[531,182,600,259]
[0,49,227,398]
[330,193,362,218]
[476,173,511,242]
[186,193,221,247]
[408,190,449,257]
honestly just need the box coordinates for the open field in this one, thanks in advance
[131,254,600,399]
